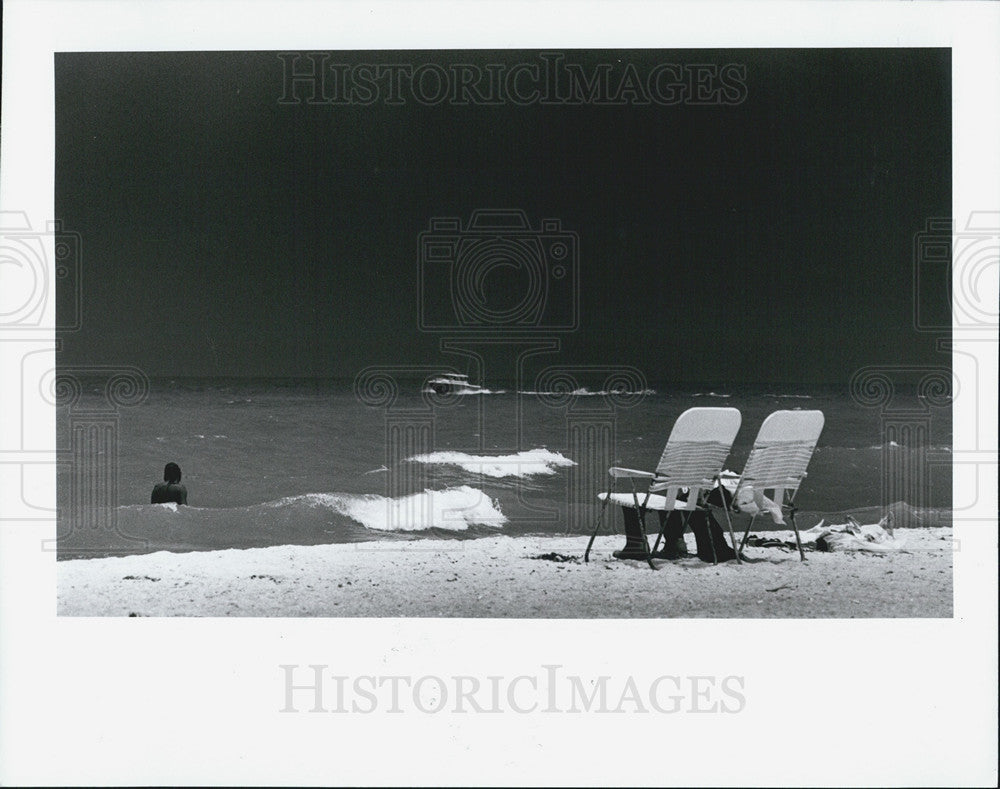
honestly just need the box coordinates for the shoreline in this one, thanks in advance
[54,501,952,561]
[58,528,954,618]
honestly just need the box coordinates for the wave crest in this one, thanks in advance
[406,448,576,478]
[270,485,506,531]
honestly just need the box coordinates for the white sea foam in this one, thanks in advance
[455,387,504,395]
[868,441,903,449]
[567,387,656,396]
[691,391,731,398]
[407,448,576,478]
[421,388,653,397]
[421,387,505,395]
[518,388,656,396]
[288,486,506,531]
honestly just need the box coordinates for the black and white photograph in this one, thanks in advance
[1,1,996,785]
[48,45,958,618]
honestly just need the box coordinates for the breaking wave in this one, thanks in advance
[272,486,506,531]
[58,486,507,560]
[406,448,577,478]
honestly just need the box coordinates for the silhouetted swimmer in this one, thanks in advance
[151,462,188,505]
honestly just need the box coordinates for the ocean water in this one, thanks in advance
[56,378,952,559]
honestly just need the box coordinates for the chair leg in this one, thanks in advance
[637,508,657,570]
[650,514,664,556]
[651,510,676,557]
[705,509,718,565]
[739,515,757,553]
[789,509,807,562]
[720,503,741,565]
[584,495,611,563]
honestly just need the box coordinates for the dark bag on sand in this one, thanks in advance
[688,485,738,562]
[686,511,738,562]
[618,485,738,563]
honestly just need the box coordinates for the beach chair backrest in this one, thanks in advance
[652,407,742,493]
[737,410,824,503]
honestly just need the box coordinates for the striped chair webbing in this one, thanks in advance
[738,439,817,492]
[651,439,733,489]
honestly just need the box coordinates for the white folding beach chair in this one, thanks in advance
[584,407,742,569]
[717,410,825,562]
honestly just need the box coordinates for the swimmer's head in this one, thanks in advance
[163,462,182,484]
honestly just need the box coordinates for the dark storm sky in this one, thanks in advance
[55,49,950,384]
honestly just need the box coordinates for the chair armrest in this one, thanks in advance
[608,467,655,479]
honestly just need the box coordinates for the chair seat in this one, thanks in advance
[598,492,696,511]
[599,486,782,516]
[585,407,743,567]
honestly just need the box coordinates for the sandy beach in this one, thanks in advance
[58,527,954,617]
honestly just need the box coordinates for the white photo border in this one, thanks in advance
[1,1,997,786]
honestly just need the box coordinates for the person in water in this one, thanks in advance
[151,462,188,505]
